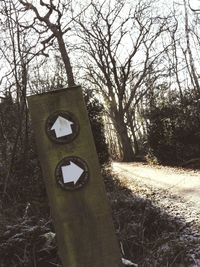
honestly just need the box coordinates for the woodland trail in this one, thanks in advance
[112,162,200,266]
[112,162,200,208]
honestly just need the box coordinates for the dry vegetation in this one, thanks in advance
[105,170,200,266]
[1,168,200,266]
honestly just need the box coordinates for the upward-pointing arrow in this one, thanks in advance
[61,162,84,184]
[51,116,74,138]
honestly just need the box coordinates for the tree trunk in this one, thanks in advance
[56,33,75,87]
[114,114,135,162]
[132,130,139,155]
[126,110,139,156]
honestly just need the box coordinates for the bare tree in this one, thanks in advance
[19,0,76,86]
[0,0,57,193]
[0,0,41,193]
[75,0,170,161]
[183,0,200,95]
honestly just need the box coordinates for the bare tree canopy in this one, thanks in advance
[74,0,171,161]
[18,0,76,86]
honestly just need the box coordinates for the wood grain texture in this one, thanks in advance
[28,86,122,267]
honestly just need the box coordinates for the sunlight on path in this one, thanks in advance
[112,162,200,206]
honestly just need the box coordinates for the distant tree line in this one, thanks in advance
[0,0,199,180]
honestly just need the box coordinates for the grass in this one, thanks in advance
[0,168,199,266]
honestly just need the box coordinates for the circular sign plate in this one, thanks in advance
[46,111,79,144]
[55,156,89,190]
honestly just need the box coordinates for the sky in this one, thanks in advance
[0,0,200,96]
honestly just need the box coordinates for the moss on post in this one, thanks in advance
[28,86,122,267]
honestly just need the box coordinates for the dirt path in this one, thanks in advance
[112,162,200,266]
[112,162,200,207]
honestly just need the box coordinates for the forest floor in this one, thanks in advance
[1,162,200,266]
[111,162,200,266]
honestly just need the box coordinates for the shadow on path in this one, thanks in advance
[104,170,200,267]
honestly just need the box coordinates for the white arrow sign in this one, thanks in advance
[61,161,84,184]
[51,116,74,138]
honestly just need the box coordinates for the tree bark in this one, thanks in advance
[56,34,75,87]
[114,114,135,162]
[19,0,75,87]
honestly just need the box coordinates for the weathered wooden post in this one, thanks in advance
[28,86,122,267]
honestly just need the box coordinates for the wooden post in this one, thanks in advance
[28,86,122,267]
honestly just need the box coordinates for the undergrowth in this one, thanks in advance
[104,170,198,267]
[0,169,198,266]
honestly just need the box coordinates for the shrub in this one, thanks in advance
[146,89,200,166]
[0,89,110,201]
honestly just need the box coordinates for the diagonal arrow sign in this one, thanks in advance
[61,161,84,184]
[51,116,74,138]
